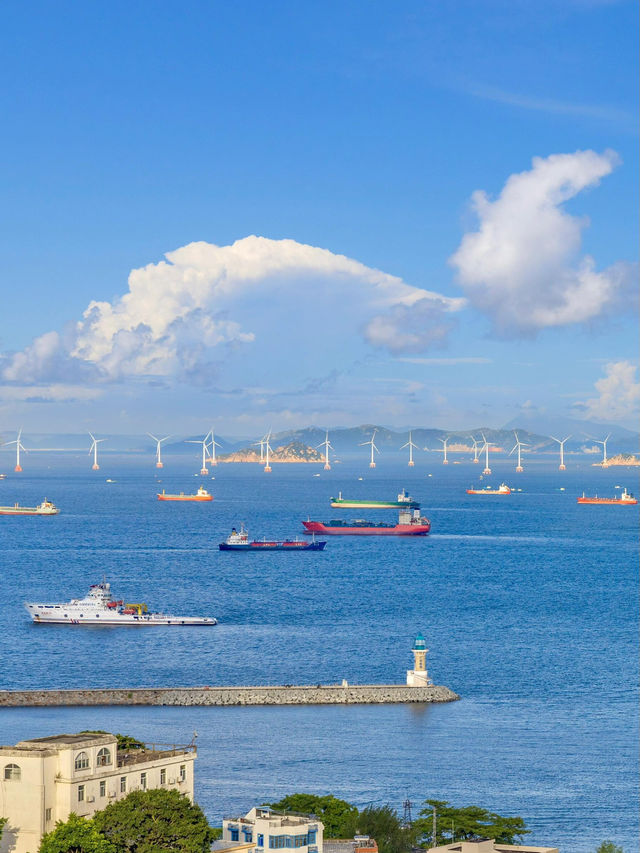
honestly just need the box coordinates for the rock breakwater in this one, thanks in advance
[0,684,459,707]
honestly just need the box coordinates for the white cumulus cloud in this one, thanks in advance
[2,236,464,385]
[578,360,640,423]
[449,149,635,334]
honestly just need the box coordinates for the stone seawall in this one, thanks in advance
[0,684,458,708]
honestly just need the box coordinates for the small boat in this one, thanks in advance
[25,581,217,625]
[303,508,430,536]
[157,486,212,501]
[330,488,420,509]
[0,499,59,516]
[466,483,511,495]
[577,488,637,505]
[219,525,326,551]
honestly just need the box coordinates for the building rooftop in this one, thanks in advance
[16,733,114,747]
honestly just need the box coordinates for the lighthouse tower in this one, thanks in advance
[406,633,432,686]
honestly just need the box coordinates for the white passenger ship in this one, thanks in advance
[25,581,217,626]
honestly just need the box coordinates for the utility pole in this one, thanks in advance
[432,806,437,846]
[402,799,413,829]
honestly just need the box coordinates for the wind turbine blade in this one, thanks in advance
[147,433,159,442]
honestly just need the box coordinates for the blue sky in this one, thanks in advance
[0,0,637,434]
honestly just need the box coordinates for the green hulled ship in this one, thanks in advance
[330,488,420,509]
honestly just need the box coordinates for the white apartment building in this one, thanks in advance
[0,731,196,853]
[223,807,324,853]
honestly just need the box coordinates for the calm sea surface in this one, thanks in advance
[0,455,638,852]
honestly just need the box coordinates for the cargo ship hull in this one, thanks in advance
[330,500,420,509]
[302,520,430,536]
[220,541,326,551]
[577,497,637,505]
[157,493,212,502]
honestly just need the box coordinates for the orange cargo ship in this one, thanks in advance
[577,487,637,505]
[157,486,213,502]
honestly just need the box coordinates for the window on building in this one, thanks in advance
[96,747,112,767]
[78,785,85,802]
[230,828,239,842]
[243,830,253,843]
[258,834,265,847]
[3,763,21,781]
[308,831,317,845]
[179,764,186,781]
[74,752,90,770]
[140,772,147,790]
[120,776,127,793]
[45,809,52,822]
[160,768,166,784]
[99,780,106,797]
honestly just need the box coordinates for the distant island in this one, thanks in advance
[600,453,640,467]
[218,440,324,463]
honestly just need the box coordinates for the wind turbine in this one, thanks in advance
[147,433,170,469]
[316,431,333,470]
[509,431,529,473]
[480,432,493,475]
[400,431,419,467]
[88,433,106,471]
[264,431,273,473]
[359,429,380,469]
[470,436,481,464]
[253,434,266,463]
[186,432,211,475]
[550,435,571,471]
[207,430,222,466]
[5,429,27,472]
[590,433,611,467]
[437,436,450,465]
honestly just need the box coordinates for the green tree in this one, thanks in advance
[93,788,214,852]
[266,794,359,838]
[343,805,415,853]
[39,813,116,853]
[80,731,145,751]
[416,800,529,845]
[595,843,624,853]
[0,818,7,841]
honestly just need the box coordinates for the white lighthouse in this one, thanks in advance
[406,633,432,686]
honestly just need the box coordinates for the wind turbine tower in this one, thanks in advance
[360,429,380,468]
[89,433,106,471]
[5,429,27,472]
[551,435,571,471]
[481,433,492,475]
[595,433,611,467]
[470,436,480,464]
[148,433,170,468]
[186,432,211,475]
[510,431,529,473]
[317,431,333,470]
[438,437,449,465]
[207,430,222,466]
[253,435,266,463]
[400,431,419,467]
[264,432,273,473]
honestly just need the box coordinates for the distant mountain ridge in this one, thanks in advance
[2,423,637,457]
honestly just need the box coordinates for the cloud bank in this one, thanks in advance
[1,236,464,388]
[449,149,635,334]
[577,360,640,423]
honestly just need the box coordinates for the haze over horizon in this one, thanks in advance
[0,1,637,435]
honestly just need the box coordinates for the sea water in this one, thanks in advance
[0,456,637,852]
